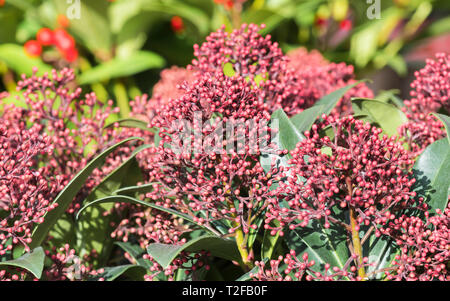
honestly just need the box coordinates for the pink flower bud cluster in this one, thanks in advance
[44,244,98,281]
[151,66,196,106]
[286,48,374,116]
[265,115,418,233]
[1,68,133,213]
[382,203,450,281]
[399,53,449,156]
[142,72,283,232]
[0,267,33,281]
[190,24,310,116]
[250,250,369,281]
[0,122,61,254]
[189,24,372,117]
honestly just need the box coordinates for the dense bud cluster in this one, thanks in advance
[143,72,282,231]
[0,122,60,253]
[1,22,448,282]
[250,250,368,281]
[190,25,372,117]
[399,53,449,156]
[191,24,304,116]
[111,208,187,248]
[286,48,374,116]
[1,68,132,212]
[151,66,196,106]
[266,116,418,233]
[44,244,99,281]
[382,203,450,281]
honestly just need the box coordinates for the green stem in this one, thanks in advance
[346,177,366,279]
[113,80,130,117]
[349,207,366,279]
[235,226,252,271]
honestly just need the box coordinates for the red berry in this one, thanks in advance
[53,29,75,52]
[339,19,352,31]
[36,28,54,46]
[170,16,184,33]
[57,14,70,28]
[24,40,42,57]
[63,47,78,63]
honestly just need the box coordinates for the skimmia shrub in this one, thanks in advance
[0,24,448,281]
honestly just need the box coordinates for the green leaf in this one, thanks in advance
[47,212,77,250]
[286,219,349,274]
[76,195,220,236]
[75,144,151,262]
[290,105,325,134]
[104,118,156,132]
[433,113,450,145]
[412,138,450,213]
[260,108,304,174]
[352,98,408,137]
[314,81,364,115]
[0,44,52,76]
[289,81,365,134]
[29,137,143,250]
[363,231,397,280]
[115,242,151,269]
[146,235,241,270]
[261,220,281,260]
[88,264,146,281]
[113,182,159,197]
[0,247,45,279]
[78,51,165,85]
[247,214,264,250]
[114,242,144,262]
[272,109,306,151]
[223,62,236,77]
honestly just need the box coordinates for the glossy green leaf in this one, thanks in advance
[115,242,151,269]
[29,137,143,250]
[363,232,397,279]
[88,264,146,281]
[0,44,52,76]
[286,219,349,274]
[352,98,408,137]
[314,81,364,116]
[412,138,450,213]
[433,113,450,144]
[261,220,281,260]
[76,144,151,262]
[289,105,325,134]
[247,214,264,250]
[112,182,159,196]
[0,247,45,279]
[147,235,241,270]
[260,109,304,173]
[290,81,364,134]
[104,118,156,132]
[78,51,165,85]
[272,108,306,150]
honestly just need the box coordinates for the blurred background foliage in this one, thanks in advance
[0,0,449,116]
